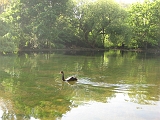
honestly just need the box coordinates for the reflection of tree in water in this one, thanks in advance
[128,85,159,105]
[71,83,116,104]
[1,79,75,119]
[0,77,117,120]
[0,51,160,119]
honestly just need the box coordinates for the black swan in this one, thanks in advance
[60,71,77,81]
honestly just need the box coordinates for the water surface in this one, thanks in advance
[0,50,160,120]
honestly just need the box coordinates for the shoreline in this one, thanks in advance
[1,48,160,55]
[18,48,160,53]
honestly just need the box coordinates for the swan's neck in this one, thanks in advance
[62,73,65,81]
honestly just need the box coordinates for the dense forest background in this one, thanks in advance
[0,0,160,52]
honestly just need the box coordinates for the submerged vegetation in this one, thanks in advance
[0,0,160,52]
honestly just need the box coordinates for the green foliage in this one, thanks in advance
[0,34,17,53]
[0,0,160,51]
[71,0,130,48]
[0,13,18,53]
[128,0,160,49]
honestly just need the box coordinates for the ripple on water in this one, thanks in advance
[77,78,158,94]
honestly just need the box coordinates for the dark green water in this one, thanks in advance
[0,50,160,120]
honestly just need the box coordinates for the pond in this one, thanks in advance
[0,50,160,120]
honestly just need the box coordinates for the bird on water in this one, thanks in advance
[60,71,77,81]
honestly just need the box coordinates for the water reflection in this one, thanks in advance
[0,50,160,119]
[62,94,160,120]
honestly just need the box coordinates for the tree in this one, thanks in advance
[0,1,19,53]
[72,0,130,48]
[0,0,10,13]
[1,0,160,51]
[128,0,160,49]
[18,0,70,49]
